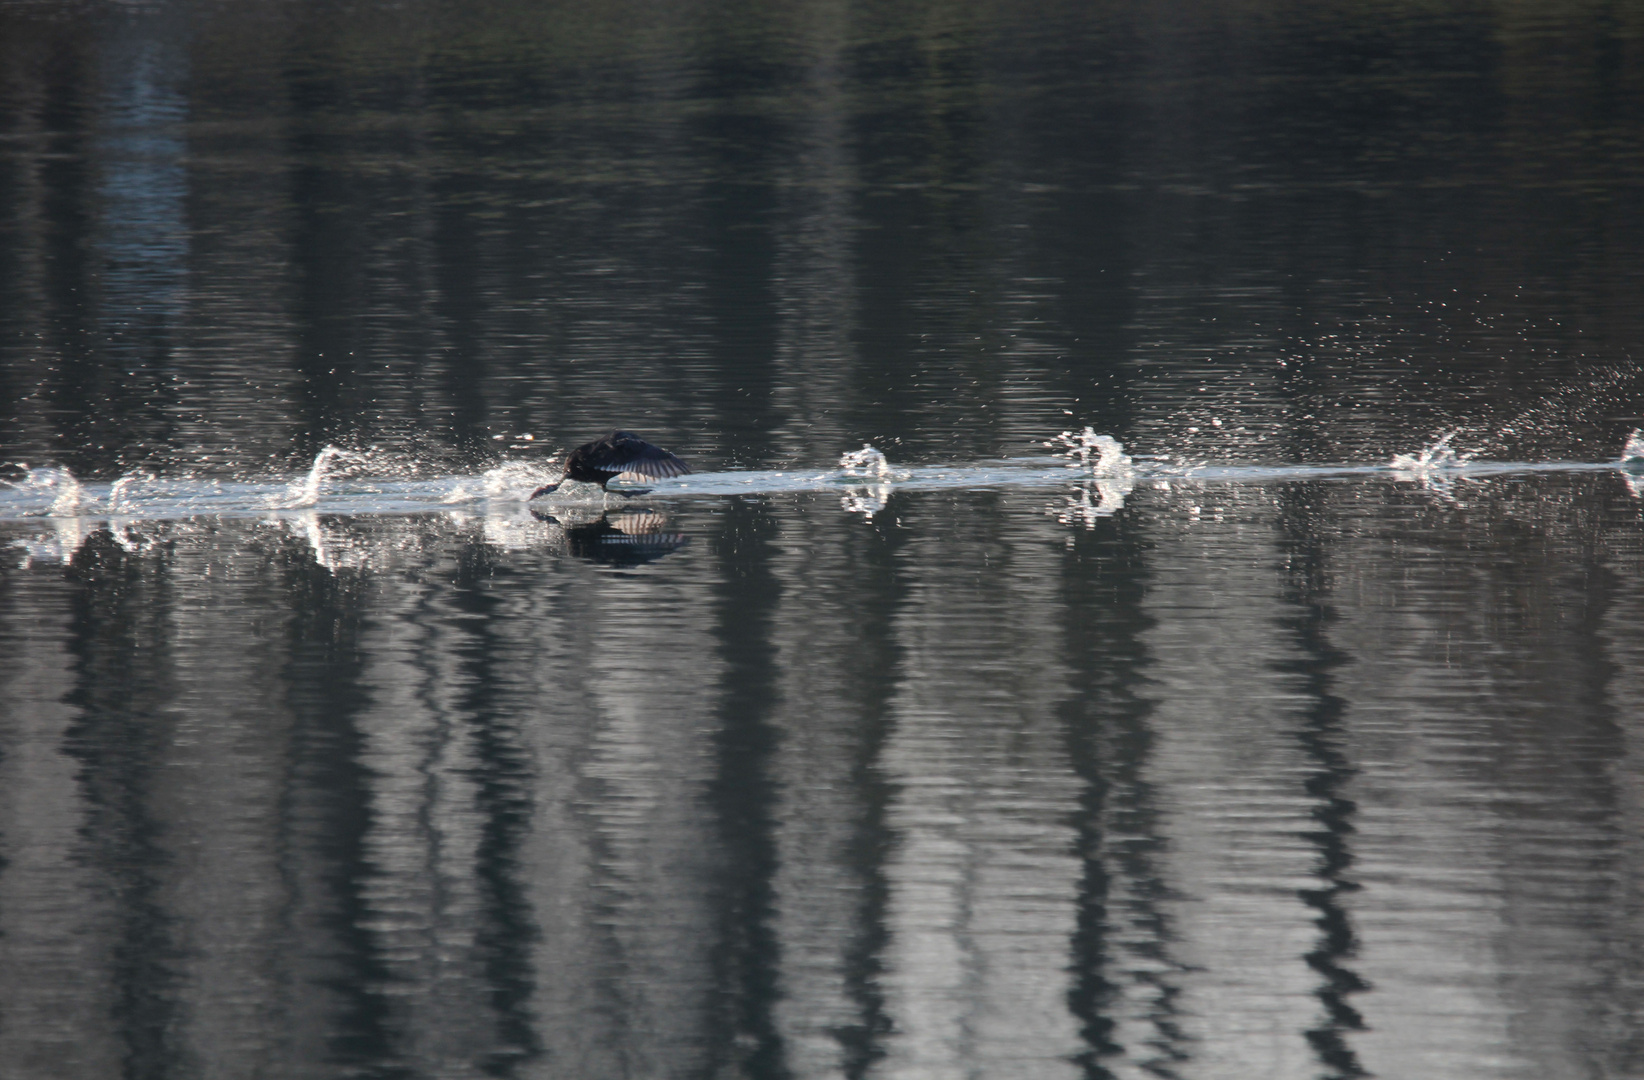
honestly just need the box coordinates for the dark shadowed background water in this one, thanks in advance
[3,2,1644,1078]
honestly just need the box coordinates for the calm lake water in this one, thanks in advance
[3,2,1644,1078]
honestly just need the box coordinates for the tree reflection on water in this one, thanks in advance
[2,1,1644,1077]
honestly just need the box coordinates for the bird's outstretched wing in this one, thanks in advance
[572,431,692,480]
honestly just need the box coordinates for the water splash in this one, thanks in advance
[107,474,138,512]
[48,470,83,516]
[1621,429,1644,467]
[530,478,644,508]
[840,445,891,476]
[835,446,892,513]
[1046,429,1137,524]
[278,447,363,508]
[1390,430,1472,473]
[1485,360,1642,457]
[480,459,560,502]
[3,430,1636,529]
[106,472,158,513]
[1,465,86,517]
[1048,428,1133,475]
[1621,429,1644,499]
[1389,430,1477,498]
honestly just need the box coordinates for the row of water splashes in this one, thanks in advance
[0,447,553,519]
[5,428,1644,525]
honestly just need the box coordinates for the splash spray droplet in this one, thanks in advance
[1390,430,1470,472]
[281,447,362,508]
[1049,427,1133,475]
[1621,429,1644,466]
[840,445,891,475]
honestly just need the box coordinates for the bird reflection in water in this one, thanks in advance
[530,507,690,566]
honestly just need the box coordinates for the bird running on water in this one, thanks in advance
[530,431,691,499]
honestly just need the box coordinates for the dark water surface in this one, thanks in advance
[3,2,1644,1078]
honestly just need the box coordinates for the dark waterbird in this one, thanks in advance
[529,431,691,499]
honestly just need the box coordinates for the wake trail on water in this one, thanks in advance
[2,428,1641,524]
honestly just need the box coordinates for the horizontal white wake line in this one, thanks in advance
[0,457,1635,523]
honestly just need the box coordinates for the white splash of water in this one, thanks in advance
[481,459,559,502]
[1390,430,1471,473]
[838,446,893,512]
[532,478,619,506]
[278,446,361,508]
[50,471,84,516]
[1621,428,1644,466]
[1048,428,1133,475]
[1389,430,1475,499]
[840,445,891,475]
[106,472,156,513]
[3,465,86,517]
[1622,429,1644,499]
[107,475,138,512]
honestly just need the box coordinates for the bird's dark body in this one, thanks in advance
[531,431,691,499]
